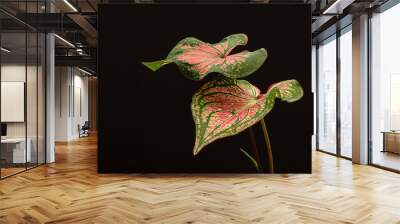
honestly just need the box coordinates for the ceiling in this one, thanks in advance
[0,0,393,73]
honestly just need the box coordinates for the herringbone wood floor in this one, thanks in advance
[1,135,400,224]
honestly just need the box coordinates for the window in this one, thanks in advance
[339,28,352,158]
[317,36,337,154]
[316,26,353,159]
[370,3,400,171]
[0,2,47,179]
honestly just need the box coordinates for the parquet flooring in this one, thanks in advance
[0,135,400,223]
[1,167,26,178]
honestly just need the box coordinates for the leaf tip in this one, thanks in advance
[270,79,304,103]
[142,60,167,72]
[286,79,304,103]
[193,148,199,156]
[259,47,268,55]
[193,144,203,156]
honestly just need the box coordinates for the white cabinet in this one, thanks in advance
[1,138,32,163]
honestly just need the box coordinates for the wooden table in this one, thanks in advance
[381,131,400,154]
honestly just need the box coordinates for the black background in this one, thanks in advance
[98,4,312,173]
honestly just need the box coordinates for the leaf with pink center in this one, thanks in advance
[191,77,303,155]
[142,34,267,80]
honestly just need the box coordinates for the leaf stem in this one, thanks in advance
[248,127,262,172]
[240,148,260,172]
[260,118,274,173]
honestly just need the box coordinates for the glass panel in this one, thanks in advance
[1,31,27,177]
[318,36,337,154]
[26,0,39,169]
[27,30,38,169]
[340,29,352,158]
[0,1,46,179]
[371,4,400,171]
[38,32,45,165]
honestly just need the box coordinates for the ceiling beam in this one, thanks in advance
[67,13,97,39]
[55,55,96,72]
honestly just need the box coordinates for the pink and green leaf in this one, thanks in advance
[142,34,267,80]
[191,77,303,155]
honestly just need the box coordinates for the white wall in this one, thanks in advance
[1,64,42,137]
[72,73,89,138]
[1,63,46,164]
[1,65,26,138]
[1,65,27,140]
[55,66,70,141]
[55,66,89,141]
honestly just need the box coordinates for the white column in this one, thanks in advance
[45,0,56,163]
[46,32,55,163]
[352,14,369,164]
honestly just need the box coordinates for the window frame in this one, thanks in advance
[367,0,400,173]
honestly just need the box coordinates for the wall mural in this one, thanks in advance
[142,34,303,172]
[98,4,312,173]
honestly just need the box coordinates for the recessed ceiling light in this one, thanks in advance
[63,0,78,12]
[78,67,93,76]
[54,34,75,48]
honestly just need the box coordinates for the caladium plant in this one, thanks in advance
[142,33,304,172]
[142,33,267,80]
[191,77,303,155]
